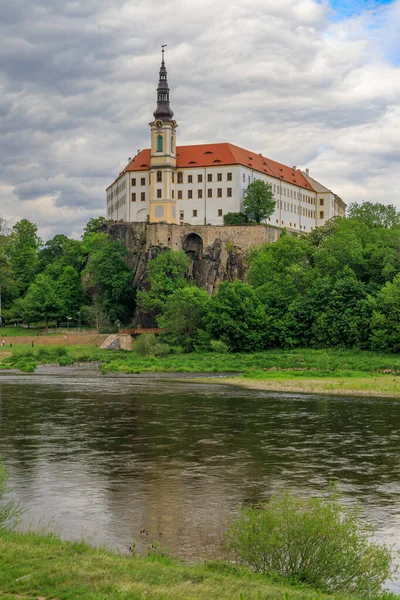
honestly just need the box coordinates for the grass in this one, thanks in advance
[0,529,378,600]
[2,346,400,397]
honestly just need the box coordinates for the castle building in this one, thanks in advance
[106,51,346,232]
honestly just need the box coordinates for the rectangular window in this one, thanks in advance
[320,211,324,220]
[141,177,145,186]
[172,190,175,199]
[178,190,182,200]
[178,172,183,184]
[198,189,203,198]
[217,188,222,198]
[207,189,212,198]
[227,187,232,197]
[132,178,136,186]
[180,211,184,220]
[157,171,162,182]
[188,175,193,183]
[208,173,212,182]
[132,193,136,202]
[291,204,293,212]
[217,173,222,182]
[157,189,162,198]
[248,176,250,184]
[193,209,197,217]
[188,190,193,199]
[198,174,203,183]
[320,198,324,206]
[243,174,245,182]
[141,192,145,201]
[218,209,223,216]
[227,172,232,181]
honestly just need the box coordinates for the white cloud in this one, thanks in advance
[1,0,400,239]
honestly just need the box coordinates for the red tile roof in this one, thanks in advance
[121,142,314,190]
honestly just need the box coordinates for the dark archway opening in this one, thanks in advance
[182,233,203,260]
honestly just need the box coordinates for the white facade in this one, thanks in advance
[106,56,345,232]
[106,162,344,233]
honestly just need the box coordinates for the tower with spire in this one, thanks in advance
[149,46,178,223]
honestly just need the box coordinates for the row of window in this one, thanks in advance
[179,209,224,220]
[107,180,127,202]
[131,188,233,202]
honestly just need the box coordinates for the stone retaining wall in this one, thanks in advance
[0,334,108,347]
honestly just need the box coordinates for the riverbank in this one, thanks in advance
[2,347,400,397]
[0,530,378,600]
[209,373,400,397]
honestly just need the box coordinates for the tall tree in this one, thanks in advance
[206,281,270,352]
[136,250,190,317]
[347,202,400,229]
[243,180,275,224]
[21,274,61,328]
[157,286,209,351]
[6,219,41,294]
[83,235,133,322]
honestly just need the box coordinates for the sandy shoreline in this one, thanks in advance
[203,375,400,398]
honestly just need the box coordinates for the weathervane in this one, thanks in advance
[161,44,167,64]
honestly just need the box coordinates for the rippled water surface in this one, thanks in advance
[1,369,400,587]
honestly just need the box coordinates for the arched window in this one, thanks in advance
[157,135,163,152]
[157,170,162,183]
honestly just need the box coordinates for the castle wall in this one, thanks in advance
[138,222,284,252]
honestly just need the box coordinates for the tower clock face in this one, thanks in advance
[156,120,163,128]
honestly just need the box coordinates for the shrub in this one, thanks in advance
[210,339,229,353]
[0,457,23,530]
[52,346,67,357]
[132,333,159,356]
[223,212,248,225]
[58,356,74,367]
[225,489,397,597]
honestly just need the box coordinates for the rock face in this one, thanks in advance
[106,221,272,325]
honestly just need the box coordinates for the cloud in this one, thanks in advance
[1,0,400,240]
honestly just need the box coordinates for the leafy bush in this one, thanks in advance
[0,457,23,530]
[210,340,229,353]
[52,346,67,357]
[225,489,397,597]
[223,212,248,225]
[132,333,159,356]
[58,356,74,366]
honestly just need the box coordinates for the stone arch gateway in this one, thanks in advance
[181,232,203,259]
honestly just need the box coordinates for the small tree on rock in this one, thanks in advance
[243,180,275,224]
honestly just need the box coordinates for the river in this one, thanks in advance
[1,369,400,587]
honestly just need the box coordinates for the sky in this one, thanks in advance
[1,0,400,241]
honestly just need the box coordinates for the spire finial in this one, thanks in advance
[153,45,173,121]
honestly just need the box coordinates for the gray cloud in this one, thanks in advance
[1,0,400,239]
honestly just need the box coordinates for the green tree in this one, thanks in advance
[21,273,61,328]
[157,287,210,351]
[83,235,133,322]
[347,202,400,229]
[6,219,41,294]
[57,266,84,319]
[206,281,269,352]
[223,212,248,225]
[369,273,400,352]
[136,250,190,317]
[243,180,275,223]
[83,216,108,237]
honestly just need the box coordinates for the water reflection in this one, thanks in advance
[0,371,400,584]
